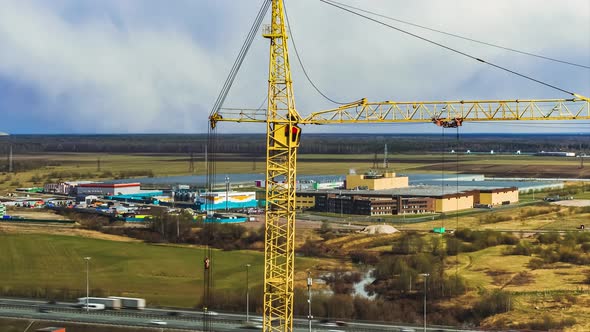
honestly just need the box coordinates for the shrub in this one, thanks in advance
[526,314,576,331]
[445,237,462,255]
[537,232,560,244]
[479,213,512,224]
[350,251,379,265]
[527,257,545,269]
[507,240,532,256]
[472,290,512,320]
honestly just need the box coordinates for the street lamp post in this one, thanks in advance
[225,176,230,211]
[245,264,251,322]
[420,273,430,332]
[307,272,313,332]
[84,257,91,312]
[339,190,342,217]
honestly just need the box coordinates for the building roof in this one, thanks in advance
[78,183,140,188]
[299,184,516,198]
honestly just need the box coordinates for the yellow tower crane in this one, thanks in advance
[209,1,590,331]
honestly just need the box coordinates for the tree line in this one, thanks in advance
[1,133,589,155]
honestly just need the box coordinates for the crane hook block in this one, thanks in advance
[432,117,463,128]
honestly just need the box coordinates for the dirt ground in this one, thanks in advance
[418,163,590,178]
[7,208,70,220]
[552,199,590,207]
[0,223,140,242]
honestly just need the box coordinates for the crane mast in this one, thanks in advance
[261,1,300,332]
[208,2,589,332]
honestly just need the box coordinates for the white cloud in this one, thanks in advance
[0,0,588,134]
[0,0,226,133]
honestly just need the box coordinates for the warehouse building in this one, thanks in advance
[296,194,316,210]
[298,184,519,216]
[433,191,477,213]
[44,181,94,195]
[197,191,257,211]
[76,183,142,196]
[476,187,519,206]
[345,171,408,190]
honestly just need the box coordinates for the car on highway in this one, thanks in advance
[149,320,168,326]
[80,303,106,311]
[240,321,263,329]
[202,310,219,316]
[37,306,51,313]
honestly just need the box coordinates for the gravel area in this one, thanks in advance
[551,199,590,207]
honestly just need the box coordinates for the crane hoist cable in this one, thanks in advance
[203,124,217,332]
[454,126,460,294]
[441,127,446,230]
[284,1,356,105]
[324,0,590,70]
[209,0,271,117]
[205,2,270,324]
[319,0,582,98]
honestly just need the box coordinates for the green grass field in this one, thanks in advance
[0,233,318,307]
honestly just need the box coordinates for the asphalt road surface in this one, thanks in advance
[0,297,480,332]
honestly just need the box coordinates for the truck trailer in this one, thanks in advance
[77,297,121,310]
[108,296,146,310]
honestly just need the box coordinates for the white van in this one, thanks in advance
[80,303,106,311]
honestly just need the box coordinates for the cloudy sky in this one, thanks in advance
[0,0,588,134]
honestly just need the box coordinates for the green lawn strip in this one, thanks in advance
[0,233,316,308]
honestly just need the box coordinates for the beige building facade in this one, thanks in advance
[434,192,476,213]
[479,187,519,206]
[345,172,409,190]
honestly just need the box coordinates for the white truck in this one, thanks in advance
[77,297,121,310]
[108,296,146,310]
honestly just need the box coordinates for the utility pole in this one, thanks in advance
[383,144,388,169]
[339,190,343,217]
[176,214,180,240]
[420,273,430,332]
[372,151,378,169]
[189,151,195,173]
[225,176,230,211]
[8,144,13,173]
[84,257,91,312]
[307,272,313,332]
[246,264,251,322]
[97,157,101,172]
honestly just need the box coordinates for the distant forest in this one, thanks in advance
[0,133,588,155]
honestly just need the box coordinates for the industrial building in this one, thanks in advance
[476,187,519,206]
[76,182,142,196]
[297,185,520,215]
[43,181,94,195]
[433,191,477,213]
[197,191,257,211]
[535,151,576,157]
[345,171,408,190]
[296,194,316,210]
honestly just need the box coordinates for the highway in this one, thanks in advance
[0,297,481,332]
